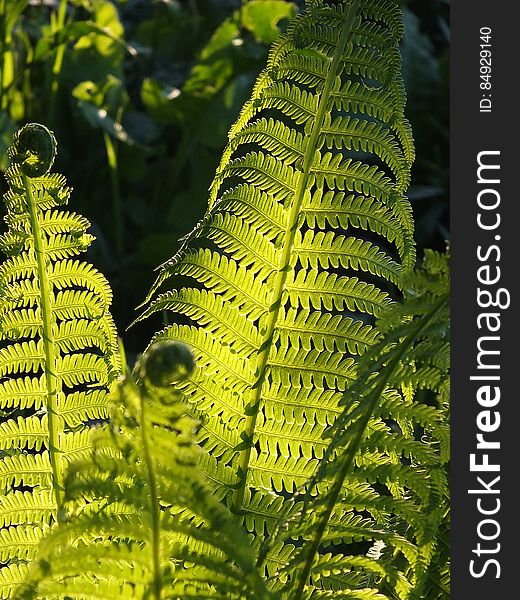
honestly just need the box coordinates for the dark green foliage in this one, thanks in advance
[400,0,449,249]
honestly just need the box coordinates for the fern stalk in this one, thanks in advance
[232,0,362,514]
[138,380,163,600]
[292,293,449,600]
[103,131,123,254]
[22,171,64,512]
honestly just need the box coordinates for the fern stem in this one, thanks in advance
[157,131,193,225]
[139,386,163,600]
[231,0,362,515]
[291,294,449,600]
[23,172,64,512]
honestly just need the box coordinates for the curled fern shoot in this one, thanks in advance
[0,123,120,597]
[137,0,416,585]
[17,341,276,600]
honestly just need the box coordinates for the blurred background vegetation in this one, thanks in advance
[0,0,449,358]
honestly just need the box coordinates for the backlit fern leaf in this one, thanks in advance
[0,124,120,597]
[16,342,275,600]
[138,0,415,565]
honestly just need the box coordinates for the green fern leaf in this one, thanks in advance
[0,124,120,596]
[276,249,450,599]
[138,0,415,568]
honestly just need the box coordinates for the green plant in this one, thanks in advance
[138,0,415,551]
[14,251,449,599]
[127,1,448,597]
[0,123,119,595]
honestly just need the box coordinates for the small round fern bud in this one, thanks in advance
[139,340,195,389]
[11,123,57,177]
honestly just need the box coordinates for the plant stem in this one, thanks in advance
[156,131,194,227]
[48,0,68,125]
[23,173,64,513]
[231,0,362,515]
[139,387,162,600]
[0,0,6,111]
[291,295,449,600]
[103,131,124,255]
[0,0,11,113]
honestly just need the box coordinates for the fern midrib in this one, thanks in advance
[23,172,64,513]
[139,385,162,600]
[231,0,362,514]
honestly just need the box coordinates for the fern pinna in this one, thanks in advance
[0,124,119,596]
[139,0,417,586]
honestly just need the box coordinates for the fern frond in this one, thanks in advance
[17,342,275,600]
[0,124,120,597]
[139,1,415,576]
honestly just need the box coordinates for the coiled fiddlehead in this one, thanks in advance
[8,123,57,178]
